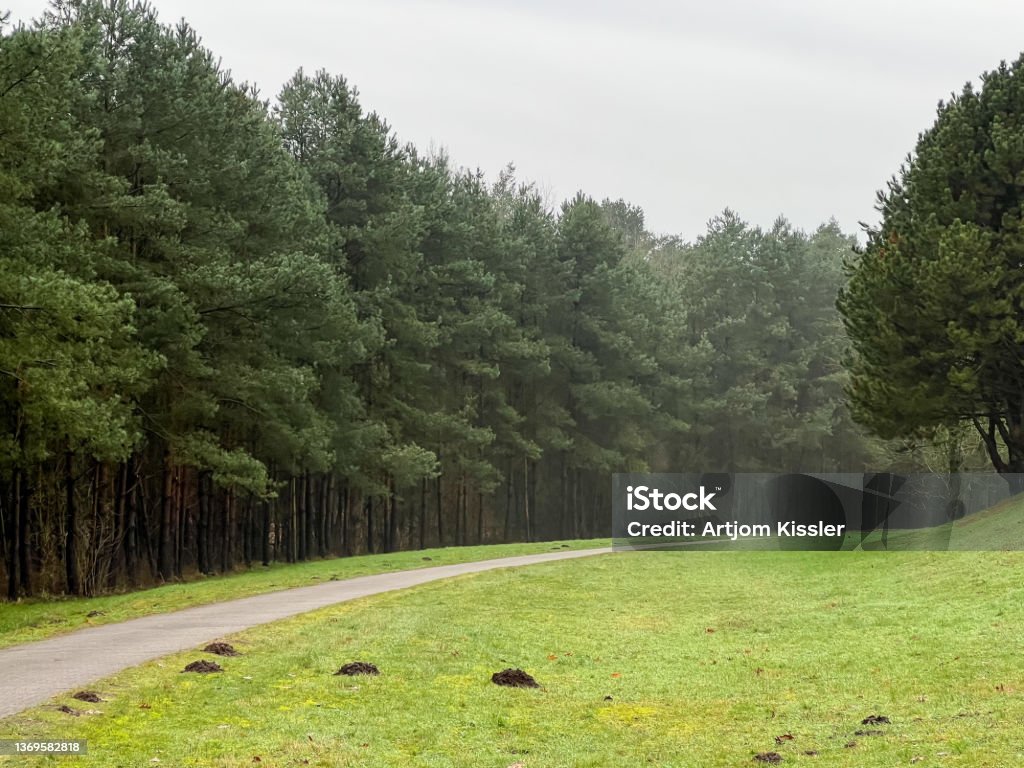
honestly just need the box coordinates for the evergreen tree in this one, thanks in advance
[839,53,1024,488]
[0,0,886,598]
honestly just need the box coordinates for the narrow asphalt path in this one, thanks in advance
[0,547,610,719]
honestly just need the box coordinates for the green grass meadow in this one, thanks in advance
[3,549,1024,767]
[859,493,1024,550]
[0,540,606,650]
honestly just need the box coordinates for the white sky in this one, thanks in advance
[8,0,1024,240]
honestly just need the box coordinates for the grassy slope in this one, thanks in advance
[621,492,1024,551]
[0,540,608,650]
[3,550,1023,767]
[858,492,1024,550]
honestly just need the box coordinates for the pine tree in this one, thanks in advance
[839,53,1024,488]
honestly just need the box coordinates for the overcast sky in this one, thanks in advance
[8,0,1024,240]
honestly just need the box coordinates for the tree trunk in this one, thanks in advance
[65,452,80,595]
[341,484,350,556]
[243,496,252,568]
[571,469,580,540]
[139,471,157,578]
[157,451,173,581]
[419,479,427,550]
[289,478,298,563]
[17,467,30,595]
[477,491,484,544]
[504,468,513,542]
[435,476,444,547]
[366,495,375,554]
[454,478,461,546]
[296,474,306,561]
[261,498,271,566]
[124,455,139,582]
[303,472,314,559]
[5,477,18,600]
[173,465,184,579]
[197,471,211,574]
[1002,470,1024,496]
[221,488,232,573]
[527,458,536,542]
[109,461,128,590]
[560,457,568,539]
[523,458,532,542]
[460,475,468,546]
[388,477,400,553]
[320,476,330,557]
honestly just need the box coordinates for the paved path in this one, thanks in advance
[0,547,609,719]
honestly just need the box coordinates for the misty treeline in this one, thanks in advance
[0,1,877,598]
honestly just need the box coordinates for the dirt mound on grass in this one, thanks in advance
[861,715,890,725]
[334,662,379,676]
[491,668,539,688]
[203,642,240,657]
[72,691,103,703]
[753,753,782,764]
[182,660,223,673]
[57,705,81,716]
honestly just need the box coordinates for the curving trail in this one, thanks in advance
[0,547,610,719]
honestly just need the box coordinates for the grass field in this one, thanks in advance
[0,540,607,650]
[3,549,1023,767]
[859,492,1024,550]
